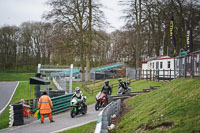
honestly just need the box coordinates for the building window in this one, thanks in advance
[160,62,163,69]
[168,61,171,68]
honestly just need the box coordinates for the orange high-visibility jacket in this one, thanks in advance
[38,95,53,114]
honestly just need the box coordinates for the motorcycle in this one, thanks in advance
[117,87,132,95]
[70,96,87,118]
[95,92,107,111]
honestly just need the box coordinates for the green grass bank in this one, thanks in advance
[0,73,35,81]
[113,79,200,133]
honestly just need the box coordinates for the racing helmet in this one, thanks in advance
[118,78,122,82]
[75,87,80,94]
[105,79,109,85]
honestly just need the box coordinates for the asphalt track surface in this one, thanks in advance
[0,82,19,114]
[0,104,100,133]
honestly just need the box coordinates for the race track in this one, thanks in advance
[0,82,19,114]
[0,104,100,133]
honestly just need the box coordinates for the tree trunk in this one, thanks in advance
[86,0,92,81]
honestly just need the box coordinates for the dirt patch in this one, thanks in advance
[110,99,131,132]
[137,122,174,131]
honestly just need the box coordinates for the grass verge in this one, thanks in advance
[0,73,35,81]
[0,82,35,129]
[113,79,200,133]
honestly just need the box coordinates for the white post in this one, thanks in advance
[69,64,73,93]
[37,64,41,73]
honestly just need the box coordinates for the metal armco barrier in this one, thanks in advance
[95,99,121,133]
[51,93,73,114]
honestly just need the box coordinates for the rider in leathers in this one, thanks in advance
[101,80,112,103]
[118,78,128,90]
[72,87,86,109]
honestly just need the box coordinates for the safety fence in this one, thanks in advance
[175,50,200,78]
[95,99,121,133]
[51,93,73,114]
[136,69,175,81]
[137,50,200,81]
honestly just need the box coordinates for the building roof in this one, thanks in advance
[30,77,50,85]
[95,63,123,72]
[61,68,80,75]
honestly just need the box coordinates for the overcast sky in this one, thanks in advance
[0,0,125,33]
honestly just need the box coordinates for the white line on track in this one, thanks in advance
[0,82,19,115]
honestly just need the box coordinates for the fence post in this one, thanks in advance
[184,56,187,78]
[69,64,73,93]
[174,58,176,79]
[146,70,147,80]
[143,69,144,80]
[179,58,181,77]
[191,54,194,78]
[153,70,154,81]
[150,69,152,81]
[163,69,165,81]
[198,53,200,78]
[158,70,160,81]
[170,69,171,80]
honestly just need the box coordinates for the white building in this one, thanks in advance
[141,56,175,80]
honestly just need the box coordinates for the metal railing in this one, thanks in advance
[175,50,200,78]
[95,99,121,133]
[136,69,175,81]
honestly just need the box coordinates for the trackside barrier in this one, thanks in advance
[8,94,73,127]
[9,105,14,127]
[8,104,24,127]
[51,93,73,114]
[95,99,121,133]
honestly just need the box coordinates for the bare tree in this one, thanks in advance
[44,0,106,81]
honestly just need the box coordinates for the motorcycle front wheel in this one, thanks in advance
[70,109,76,118]
[95,101,100,111]
[82,105,87,115]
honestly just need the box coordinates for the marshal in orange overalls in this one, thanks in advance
[38,92,54,123]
